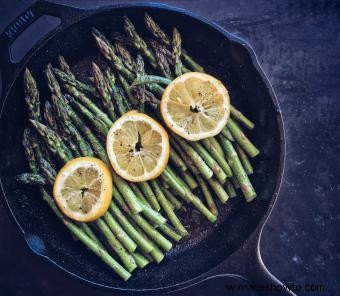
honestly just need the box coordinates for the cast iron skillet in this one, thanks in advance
[0,2,294,295]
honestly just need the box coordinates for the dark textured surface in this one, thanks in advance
[0,1,339,296]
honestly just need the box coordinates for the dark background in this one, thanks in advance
[0,1,339,295]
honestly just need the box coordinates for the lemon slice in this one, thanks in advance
[106,111,170,182]
[160,72,230,141]
[53,157,112,222]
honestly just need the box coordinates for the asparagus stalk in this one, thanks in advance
[131,74,171,87]
[53,95,109,163]
[43,101,80,157]
[131,252,149,269]
[203,137,225,158]
[123,16,157,68]
[139,182,160,212]
[162,169,217,222]
[50,95,94,157]
[151,180,188,236]
[30,120,73,163]
[79,223,105,249]
[162,188,183,210]
[172,28,183,77]
[172,136,213,180]
[230,105,255,130]
[218,136,257,201]
[207,177,229,204]
[24,68,41,121]
[196,175,218,216]
[157,223,182,242]
[109,202,154,253]
[225,180,237,198]
[105,68,133,115]
[221,126,235,141]
[15,173,46,185]
[115,42,135,72]
[103,211,137,253]
[189,141,227,183]
[144,13,204,72]
[58,56,75,79]
[148,39,173,79]
[128,220,165,263]
[92,28,135,81]
[178,169,198,190]
[53,67,99,98]
[91,62,117,121]
[70,98,109,137]
[200,138,233,178]
[235,143,254,175]
[231,176,240,189]
[169,148,188,172]
[226,118,259,158]
[62,82,112,128]
[95,218,137,272]
[112,185,172,251]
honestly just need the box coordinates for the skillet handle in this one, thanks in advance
[185,251,297,296]
[239,250,297,296]
[0,0,93,102]
[183,227,297,296]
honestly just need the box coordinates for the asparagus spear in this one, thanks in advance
[43,100,80,157]
[15,173,46,185]
[105,68,134,114]
[93,28,165,96]
[150,179,188,236]
[196,175,218,216]
[225,180,237,198]
[162,188,183,211]
[30,120,73,163]
[200,138,233,178]
[178,169,198,190]
[115,42,135,72]
[230,105,255,130]
[218,136,256,201]
[92,28,135,81]
[103,211,137,253]
[58,55,75,79]
[226,118,260,158]
[123,16,157,68]
[235,143,254,175]
[63,81,112,128]
[162,169,217,223]
[172,28,183,77]
[144,13,204,72]
[34,125,138,271]
[148,39,173,79]
[109,202,154,253]
[24,68,41,121]
[172,136,213,180]
[91,62,117,121]
[70,98,109,137]
[50,95,94,157]
[139,182,160,212]
[53,67,99,98]
[95,218,137,272]
[206,178,229,204]
[112,185,172,251]
[221,126,235,141]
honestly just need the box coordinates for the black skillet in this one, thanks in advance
[0,2,295,295]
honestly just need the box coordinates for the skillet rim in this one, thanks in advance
[0,2,286,293]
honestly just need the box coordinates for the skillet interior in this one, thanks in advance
[0,5,282,290]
